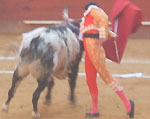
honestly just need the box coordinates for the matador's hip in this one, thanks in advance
[83,37,120,87]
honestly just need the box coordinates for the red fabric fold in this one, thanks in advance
[102,0,142,63]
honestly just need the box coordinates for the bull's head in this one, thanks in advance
[63,8,81,28]
[63,8,84,51]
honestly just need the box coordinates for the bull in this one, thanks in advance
[2,10,83,119]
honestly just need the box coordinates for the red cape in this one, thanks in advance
[103,0,142,63]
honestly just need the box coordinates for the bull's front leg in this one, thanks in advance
[32,79,48,119]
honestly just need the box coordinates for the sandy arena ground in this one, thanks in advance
[0,33,150,119]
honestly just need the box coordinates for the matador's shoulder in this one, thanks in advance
[90,7,108,20]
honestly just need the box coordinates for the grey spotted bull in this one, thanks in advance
[2,19,83,118]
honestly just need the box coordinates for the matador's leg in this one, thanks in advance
[85,38,131,113]
[83,38,99,114]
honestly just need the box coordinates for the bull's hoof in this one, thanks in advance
[1,103,9,113]
[69,95,76,104]
[43,99,51,105]
[32,111,40,119]
[70,99,75,104]
[70,99,76,105]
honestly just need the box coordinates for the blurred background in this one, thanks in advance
[0,0,149,38]
[0,1,150,119]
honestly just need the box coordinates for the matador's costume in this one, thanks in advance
[79,4,134,118]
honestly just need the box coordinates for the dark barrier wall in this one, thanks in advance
[0,0,113,21]
[0,0,149,38]
[0,0,148,20]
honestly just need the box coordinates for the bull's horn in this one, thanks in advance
[62,7,74,22]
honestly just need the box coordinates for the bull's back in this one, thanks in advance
[53,28,80,78]
[19,24,80,79]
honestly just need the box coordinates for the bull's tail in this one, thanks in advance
[5,38,21,60]
[8,42,20,55]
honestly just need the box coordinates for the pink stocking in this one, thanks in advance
[116,90,131,113]
[85,51,99,113]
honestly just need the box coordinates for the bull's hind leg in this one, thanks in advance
[2,67,28,112]
[44,77,54,104]
[32,74,50,119]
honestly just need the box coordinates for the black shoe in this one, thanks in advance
[127,100,134,119]
[86,112,100,118]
